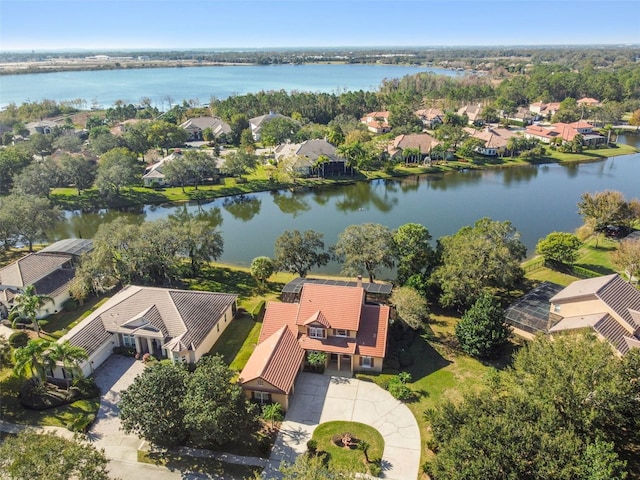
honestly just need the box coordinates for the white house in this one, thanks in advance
[54,285,238,379]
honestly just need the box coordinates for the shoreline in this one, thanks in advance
[49,144,639,212]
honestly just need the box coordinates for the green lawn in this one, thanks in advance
[209,314,262,372]
[311,421,384,475]
[39,296,110,340]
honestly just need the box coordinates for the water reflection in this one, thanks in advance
[270,191,311,217]
[222,195,261,222]
[52,208,146,239]
[168,204,223,228]
[502,165,538,185]
[334,181,398,213]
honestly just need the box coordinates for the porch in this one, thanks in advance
[326,353,353,377]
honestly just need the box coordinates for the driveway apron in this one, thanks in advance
[267,373,421,480]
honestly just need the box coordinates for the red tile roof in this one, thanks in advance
[258,302,298,343]
[357,304,390,357]
[296,283,364,331]
[239,326,304,394]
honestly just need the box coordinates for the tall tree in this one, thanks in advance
[59,153,97,194]
[455,293,510,358]
[45,340,88,388]
[95,147,140,195]
[536,231,582,265]
[432,217,526,309]
[610,238,640,284]
[119,361,189,447]
[0,431,111,480]
[390,286,429,330]
[220,149,257,179]
[0,145,33,194]
[274,229,330,277]
[11,158,61,198]
[182,355,258,447]
[251,256,275,287]
[169,210,224,277]
[578,190,638,232]
[332,223,396,283]
[146,120,188,155]
[393,223,434,284]
[0,194,63,252]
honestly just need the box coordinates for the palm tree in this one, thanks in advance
[506,137,519,158]
[13,339,51,384]
[8,285,53,337]
[45,341,88,389]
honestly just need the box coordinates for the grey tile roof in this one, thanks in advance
[33,268,75,298]
[594,314,632,355]
[66,315,112,356]
[0,253,73,288]
[595,275,640,331]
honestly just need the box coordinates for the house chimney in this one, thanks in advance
[357,275,362,288]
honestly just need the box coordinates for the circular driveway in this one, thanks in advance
[267,373,421,479]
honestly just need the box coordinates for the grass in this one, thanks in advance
[39,296,110,340]
[0,368,100,429]
[138,450,261,479]
[311,421,384,474]
[209,313,262,372]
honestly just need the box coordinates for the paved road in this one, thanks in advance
[265,373,421,480]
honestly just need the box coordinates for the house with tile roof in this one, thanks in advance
[524,121,604,146]
[54,285,238,379]
[274,139,346,177]
[361,111,391,134]
[506,274,640,356]
[577,97,601,107]
[387,133,440,163]
[0,240,93,320]
[414,108,444,128]
[249,112,293,141]
[179,116,231,141]
[239,281,389,410]
[457,104,484,125]
[463,126,517,156]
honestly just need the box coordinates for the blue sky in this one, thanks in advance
[1,0,639,51]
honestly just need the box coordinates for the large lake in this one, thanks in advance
[0,64,460,109]
[50,145,640,275]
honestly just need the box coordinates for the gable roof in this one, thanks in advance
[274,139,339,163]
[465,127,516,149]
[239,326,305,394]
[249,112,288,130]
[357,304,389,357]
[296,283,364,331]
[415,108,444,121]
[61,285,237,354]
[179,116,231,136]
[0,252,73,288]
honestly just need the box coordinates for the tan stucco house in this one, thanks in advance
[239,281,389,411]
[54,285,237,379]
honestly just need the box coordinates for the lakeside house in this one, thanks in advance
[274,139,346,177]
[0,239,93,320]
[249,112,293,141]
[387,133,441,163]
[142,150,222,187]
[464,126,517,156]
[54,285,238,379]
[524,120,605,146]
[506,274,640,356]
[239,279,390,410]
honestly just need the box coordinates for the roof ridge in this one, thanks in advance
[258,326,288,377]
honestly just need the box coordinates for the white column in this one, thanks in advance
[146,338,154,355]
[134,336,141,354]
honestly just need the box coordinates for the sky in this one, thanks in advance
[1,0,639,51]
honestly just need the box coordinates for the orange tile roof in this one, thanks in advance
[239,326,304,394]
[258,302,298,343]
[296,283,364,331]
[303,310,331,327]
[299,335,357,354]
[357,304,390,357]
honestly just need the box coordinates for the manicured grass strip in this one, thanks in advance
[138,450,262,478]
[41,296,110,339]
[209,314,261,372]
[311,421,384,474]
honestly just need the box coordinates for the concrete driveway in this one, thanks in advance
[267,373,421,480]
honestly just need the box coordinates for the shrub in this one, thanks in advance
[112,346,136,357]
[387,372,413,401]
[62,298,78,312]
[67,413,96,433]
[369,457,383,477]
[306,439,318,454]
[9,331,29,348]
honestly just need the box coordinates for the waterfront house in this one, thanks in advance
[524,120,604,146]
[464,126,517,156]
[249,112,292,141]
[274,139,345,177]
[506,274,640,356]
[239,280,389,411]
[388,133,440,163]
[55,285,238,379]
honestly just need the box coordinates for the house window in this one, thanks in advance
[254,391,271,403]
[553,304,561,313]
[122,334,136,348]
[309,327,325,339]
[335,329,348,337]
[258,379,264,386]
[361,356,373,368]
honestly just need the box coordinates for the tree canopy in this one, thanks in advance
[432,217,526,309]
[426,334,638,480]
[0,431,111,480]
[332,223,396,283]
[392,223,434,284]
[454,293,510,358]
[390,286,429,330]
[536,231,582,265]
[274,229,330,277]
[578,190,640,232]
[611,239,640,282]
